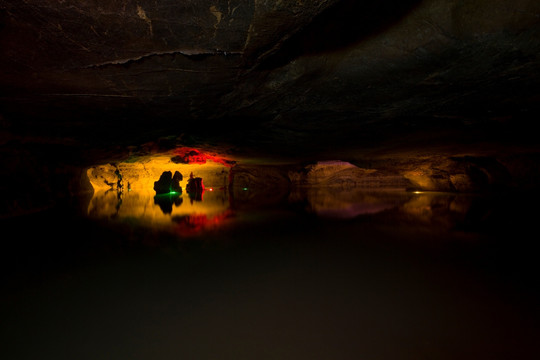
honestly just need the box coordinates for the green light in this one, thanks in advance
[156,191,179,197]
[243,187,248,191]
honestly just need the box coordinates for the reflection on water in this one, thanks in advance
[299,187,409,218]
[154,192,183,214]
[87,186,493,237]
[6,186,539,360]
[87,188,232,236]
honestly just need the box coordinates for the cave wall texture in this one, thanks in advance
[1,0,540,216]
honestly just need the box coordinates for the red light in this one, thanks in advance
[174,210,234,236]
[209,188,213,191]
[173,147,235,167]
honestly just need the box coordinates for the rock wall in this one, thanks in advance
[401,155,513,192]
[289,161,410,189]
[86,156,230,192]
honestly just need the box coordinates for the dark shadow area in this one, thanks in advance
[186,173,205,202]
[153,193,183,214]
[154,171,183,195]
[255,0,422,70]
[1,190,539,360]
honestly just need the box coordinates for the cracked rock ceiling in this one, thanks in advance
[1,0,539,163]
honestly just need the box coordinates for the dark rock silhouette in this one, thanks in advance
[154,171,183,194]
[186,172,204,200]
[154,171,172,194]
[171,171,183,193]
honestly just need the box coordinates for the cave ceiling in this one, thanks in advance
[1,0,540,164]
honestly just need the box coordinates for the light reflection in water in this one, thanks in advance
[299,187,410,219]
[87,186,487,237]
[87,188,232,236]
[7,186,536,360]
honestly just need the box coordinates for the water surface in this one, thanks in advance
[2,187,539,359]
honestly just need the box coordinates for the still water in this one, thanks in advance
[2,187,539,359]
[85,187,489,238]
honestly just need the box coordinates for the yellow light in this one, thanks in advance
[87,156,229,192]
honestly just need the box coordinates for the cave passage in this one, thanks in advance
[1,0,540,358]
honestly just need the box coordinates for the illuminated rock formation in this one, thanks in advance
[86,155,230,193]
[401,156,512,192]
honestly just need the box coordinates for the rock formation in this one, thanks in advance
[153,171,183,195]
[1,0,539,216]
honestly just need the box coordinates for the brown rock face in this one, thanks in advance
[1,0,539,215]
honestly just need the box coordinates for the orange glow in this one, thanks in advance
[86,152,234,235]
[87,188,232,234]
[86,155,230,192]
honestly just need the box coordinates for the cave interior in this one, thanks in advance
[1,1,540,359]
